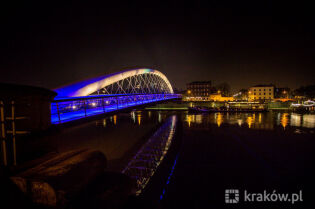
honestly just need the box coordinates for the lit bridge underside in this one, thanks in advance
[52,68,180,124]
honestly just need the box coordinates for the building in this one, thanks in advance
[0,83,57,131]
[248,85,274,101]
[186,81,212,98]
[209,93,234,102]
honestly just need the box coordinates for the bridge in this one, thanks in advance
[51,68,180,124]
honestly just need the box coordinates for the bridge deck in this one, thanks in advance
[51,94,180,124]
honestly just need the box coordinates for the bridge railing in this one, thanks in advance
[51,94,180,124]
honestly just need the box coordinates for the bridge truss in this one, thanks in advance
[52,68,179,123]
[93,73,172,95]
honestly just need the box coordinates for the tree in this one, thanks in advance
[215,82,231,96]
[293,85,315,99]
[234,89,248,100]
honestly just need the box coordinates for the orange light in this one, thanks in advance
[281,113,289,129]
[113,115,117,125]
[137,114,141,125]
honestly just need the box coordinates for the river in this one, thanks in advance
[14,110,315,208]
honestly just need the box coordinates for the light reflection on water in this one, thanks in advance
[185,112,315,130]
[97,110,315,131]
[103,111,170,127]
[130,111,143,125]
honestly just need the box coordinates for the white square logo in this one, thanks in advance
[225,189,239,204]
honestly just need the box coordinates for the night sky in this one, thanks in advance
[1,1,314,92]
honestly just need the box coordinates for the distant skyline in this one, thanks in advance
[1,1,314,92]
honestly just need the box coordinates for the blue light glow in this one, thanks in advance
[51,94,180,124]
[160,154,179,201]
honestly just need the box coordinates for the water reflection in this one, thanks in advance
[303,114,315,128]
[290,113,301,127]
[280,113,289,129]
[158,112,162,123]
[246,115,253,128]
[237,119,243,127]
[196,115,202,124]
[113,115,117,125]
[137,113,141,125]
[215,113,223,127]
[185,112,315,130]
[186,115,192,127]
[130,111,143,125]
[131,111,136,123]
[122,115,177,195]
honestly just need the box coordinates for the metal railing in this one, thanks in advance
[0,101,29,166]
[51,94,181,124]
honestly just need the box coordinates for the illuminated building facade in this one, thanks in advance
[248,85,274,101]
[186,81,212,100]
[209,93,234,101]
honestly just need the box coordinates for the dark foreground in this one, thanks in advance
[1,111,315,209]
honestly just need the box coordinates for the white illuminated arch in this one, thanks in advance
[54,68,174,97]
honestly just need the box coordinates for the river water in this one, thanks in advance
[14,110,315,208]
[139,110,315,209]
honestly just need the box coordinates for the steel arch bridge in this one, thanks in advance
[54,68,174,98]
[51,68,180,124]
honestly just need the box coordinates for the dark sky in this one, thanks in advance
[1,1,314,92]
